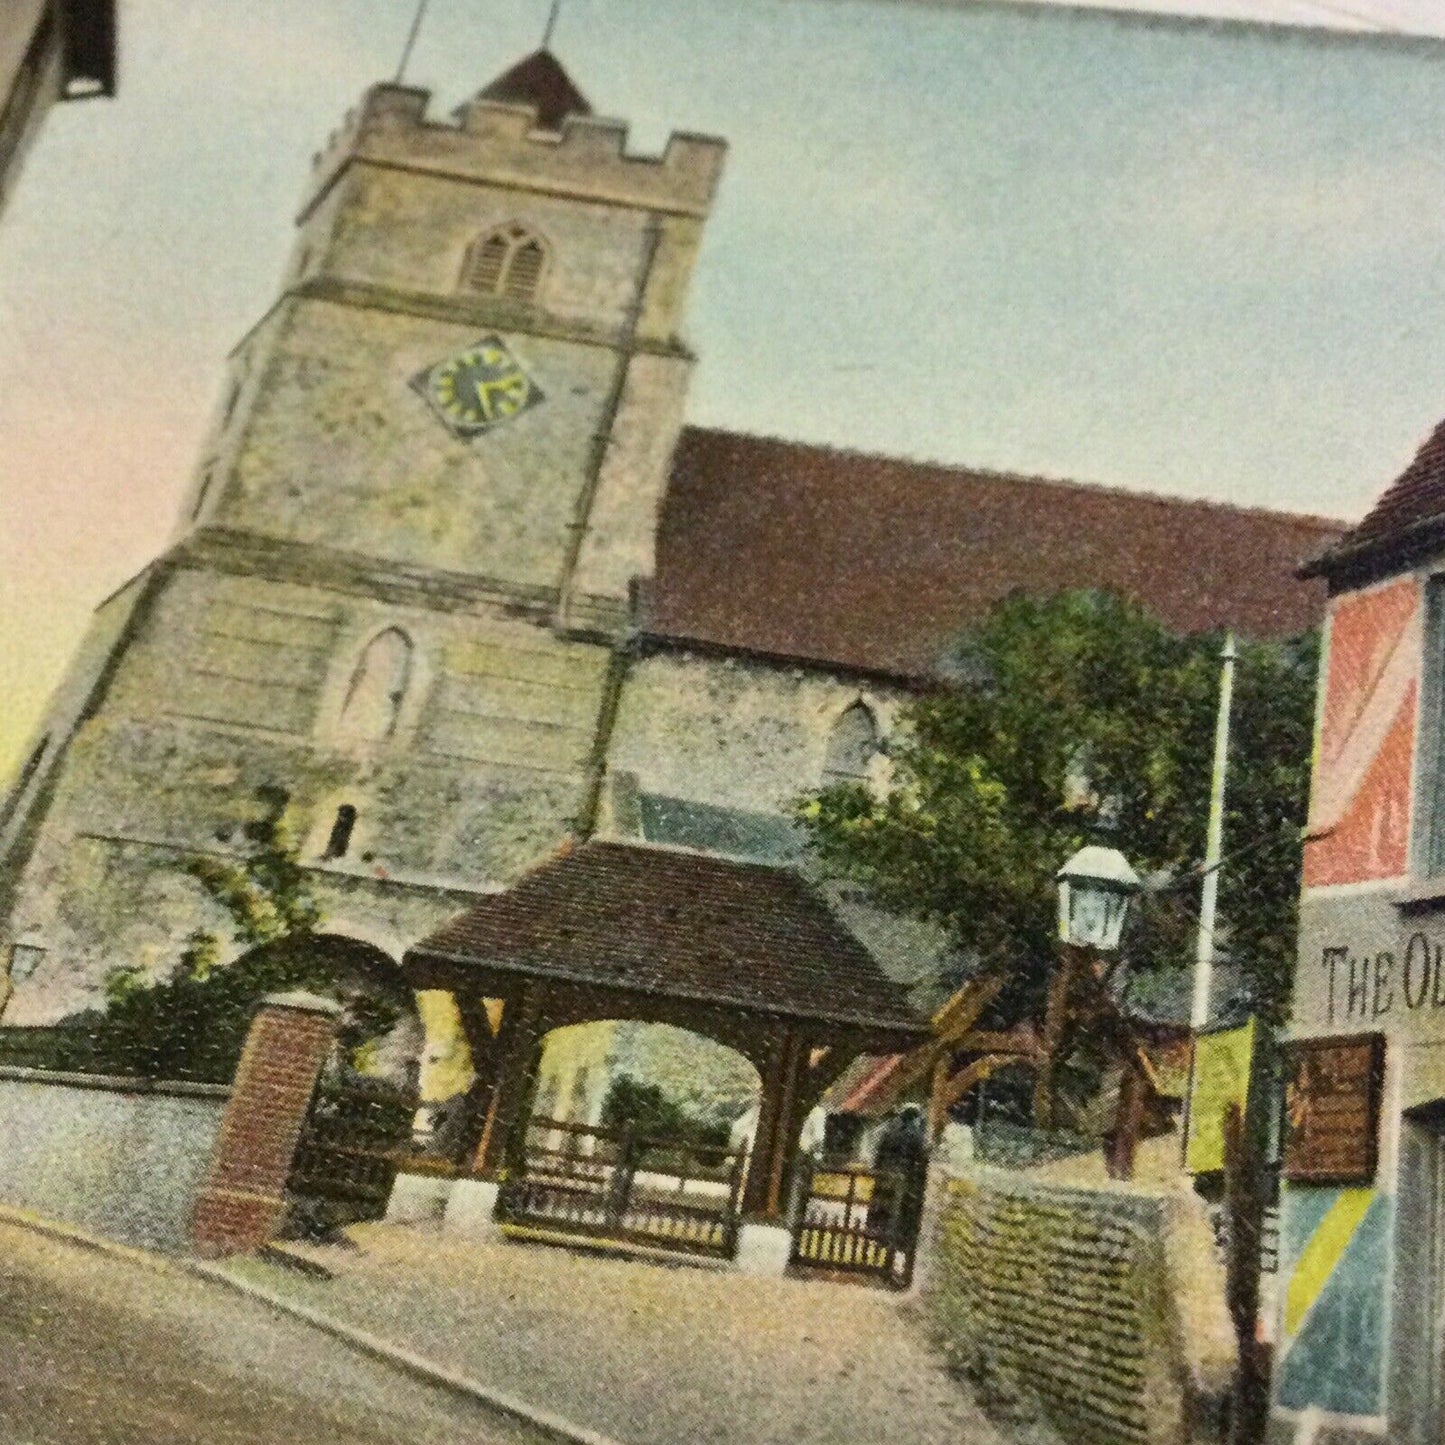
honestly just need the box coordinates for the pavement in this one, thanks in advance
[0,1217,550,1445]
[215,1221,1010,1445]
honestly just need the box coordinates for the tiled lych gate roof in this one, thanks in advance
[651,428,1345,678]
[407,841,926,1037]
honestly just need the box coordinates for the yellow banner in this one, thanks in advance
[1184,1016,1257,1174]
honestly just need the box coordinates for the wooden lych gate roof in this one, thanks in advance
[405,840,926,1048]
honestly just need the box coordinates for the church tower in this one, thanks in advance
[0,54,726,1019]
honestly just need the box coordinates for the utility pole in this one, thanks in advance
[1192,633,1237,1030]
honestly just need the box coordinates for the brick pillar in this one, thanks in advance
[191,990,340,1258]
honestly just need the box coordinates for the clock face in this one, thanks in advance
[412,335,544,438]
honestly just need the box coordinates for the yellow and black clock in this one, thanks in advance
[411,335,544,438]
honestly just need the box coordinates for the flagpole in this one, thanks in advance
[395,0,432,84]
[1192,632,1237,1031]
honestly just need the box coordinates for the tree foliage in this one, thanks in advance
[67,788,396,1082]
[799,592,1316,1027]
[601,1074,731,1151]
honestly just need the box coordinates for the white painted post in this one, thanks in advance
[1193,633,1237,1031]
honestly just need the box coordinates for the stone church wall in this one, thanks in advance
[212,297,637,588]
[604,648,904,819]
[2,561,611,1022]
[320,163,665,337]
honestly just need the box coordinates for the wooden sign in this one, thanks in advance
[1282,1034,1385,1185]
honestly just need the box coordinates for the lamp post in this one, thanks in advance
[1034,844,1142,1132]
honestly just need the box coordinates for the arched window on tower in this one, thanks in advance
[337,628,413,742]
[461,224,548,304]
[822,702,881,787]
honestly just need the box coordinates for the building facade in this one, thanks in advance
[1269,421,1445,1444]
[0,0,113,220]
[0,52,1341,1123]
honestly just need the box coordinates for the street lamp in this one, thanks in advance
[1056,844,1142,953]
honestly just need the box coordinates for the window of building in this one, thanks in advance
[462,224,548,303]
[337,628,412,742]
[822,702,881,786]
[323,804,358,861]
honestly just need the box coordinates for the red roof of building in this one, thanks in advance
[1304,415,1445,580]
[650,428,1344,679]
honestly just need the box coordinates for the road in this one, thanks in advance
[0,1220,547,1445]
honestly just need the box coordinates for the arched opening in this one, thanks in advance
[337,628,412,742]
[507,1019,764,1249]
[461,223,549,303]
[822,701,881,786]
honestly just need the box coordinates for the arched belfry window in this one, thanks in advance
[462,224,548,303]
[338,629,413,742]
[823,702,881,786]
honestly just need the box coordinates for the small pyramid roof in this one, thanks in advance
[474,50,591,131]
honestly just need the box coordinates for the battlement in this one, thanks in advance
[302,82,726,222]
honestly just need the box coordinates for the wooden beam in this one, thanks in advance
[941,1054,1026,1113]
[858,973,1013,1113]
[951,1028,1037,1058]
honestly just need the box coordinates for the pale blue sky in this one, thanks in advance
[3,0,1445,772]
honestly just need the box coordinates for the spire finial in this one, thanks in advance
[541,0,563,50]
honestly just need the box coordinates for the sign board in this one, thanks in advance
[1282,1033,1385,1185]
[1184,1017,1257,1174]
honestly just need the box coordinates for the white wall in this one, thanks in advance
[0,1067,228,1250]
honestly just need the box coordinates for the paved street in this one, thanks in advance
[0,1221,547,1445]
[223,1223,1009,1445]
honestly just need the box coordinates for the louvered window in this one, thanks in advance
[462,225,548,303]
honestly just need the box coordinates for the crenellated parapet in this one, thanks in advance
[302,82,726,222]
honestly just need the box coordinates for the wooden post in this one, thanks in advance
[1033,946,1078,1130]
[1224,1100,1269,1445]
[742,1025,805,1220]
[1107,1061,1148,1181]
[471,983,546,1181]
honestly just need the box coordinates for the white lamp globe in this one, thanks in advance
[1056,844,1141,952]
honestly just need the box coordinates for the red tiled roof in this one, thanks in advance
[650,429,1344,679]
[406,841,927,1038]
[1306,415,1445,577]
[475,50,591,131]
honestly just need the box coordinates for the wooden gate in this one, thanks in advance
[497,1116,747,1258]
[789,1158,925,1288]
[286,1075,419,1232]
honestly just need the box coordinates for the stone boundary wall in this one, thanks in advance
[926,1166,1232,1445]
[0,1065,228,1250]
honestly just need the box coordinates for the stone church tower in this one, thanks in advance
[0,52,726,1023]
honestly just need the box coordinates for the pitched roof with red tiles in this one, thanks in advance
[649,428,1345,679]
[1304,415,1445,581]
[474,50,591,131]
[406,840,927,1039]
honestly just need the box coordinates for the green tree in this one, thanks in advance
[82,787,394,1082]
[799,591,1315,1031]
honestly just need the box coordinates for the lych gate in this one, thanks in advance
[399,840,927,1267]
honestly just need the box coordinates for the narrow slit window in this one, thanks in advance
[323,804,357,860]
